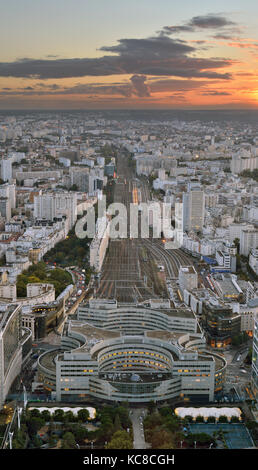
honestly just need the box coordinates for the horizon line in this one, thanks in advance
[1,107,258,112]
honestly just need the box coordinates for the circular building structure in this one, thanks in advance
[37,301,227,404]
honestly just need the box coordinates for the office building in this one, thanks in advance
[249,249,258,275]
[0,197,11,222]
[33,191,77,231]
[240,228,258,257]
[183,190,205,233]
[179,266,198,293]
[37,300,227,403]
[0,304,32,408]
[251,314,258,399]
[201,298,241,348]
[1,158,12,183]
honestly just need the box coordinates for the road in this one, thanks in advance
[221,345,254,400]
[130,408,150,449]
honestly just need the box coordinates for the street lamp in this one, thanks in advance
[23,385,28,409]
[17,407,23,430]
[9,432,14,450]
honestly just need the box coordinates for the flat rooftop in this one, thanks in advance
[80,302,196,319]
[39,348,63,372]
[69,321,121,352]
[180,266,197,274]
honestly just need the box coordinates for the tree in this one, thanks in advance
[233,238,240,254]
[159,407,171,418]
[53,409,64,422]
[70,424,88,443]
[114,413,122,432]
[26,417,45,437]
[29,408,41,418]
[148,400,156,414]
[106,430,133,449]
[61,431,77,449]
[149,427,174,449]
[116,406,131,429]
[41,410,51,422]
[63,411,75,424]
[77,408,90,423]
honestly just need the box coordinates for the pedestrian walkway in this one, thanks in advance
[130,408,150,449]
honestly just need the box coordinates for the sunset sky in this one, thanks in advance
[0,0,258,109]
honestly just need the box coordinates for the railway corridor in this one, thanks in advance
[96,151,194,302]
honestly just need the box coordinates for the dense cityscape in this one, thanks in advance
[1,0,258,459]
[0,109,257,451]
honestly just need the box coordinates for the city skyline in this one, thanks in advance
[0,0,258,109]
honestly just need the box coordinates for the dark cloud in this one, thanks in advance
[99,35,194,57]
[212,34,234,40]
[200,90,231,95]
[0,32,233,81]
[0,77,221,99]
[62,83,133,97]
[37,82,61,90]
[0,81,133,98]
[130,75,150,97]
[162,13,236,35]
[149,79,209,93]
[190,14,235,29]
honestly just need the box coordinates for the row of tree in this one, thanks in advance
[144,406,217,449]
[16,261,73,297]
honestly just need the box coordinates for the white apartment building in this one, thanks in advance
[249,249,258,275]
[0,183,16,209]
[0,304,31,408]
[90,217,110,272]
[179,266,198,293]
[231,150,258,174]
[251,313,258,399]
[216,250,231,269]
[240,228,258,257]
[229,223,254,244]
[1,158,12,182]
[183,190,205,233]
[205,193,219,208]
[0,197,11,222]
[34,191,77,231]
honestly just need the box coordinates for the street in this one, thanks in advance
[130,408,150,450]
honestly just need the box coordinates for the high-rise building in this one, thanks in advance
[33,191,77,231]
[231,150,258,174]
[0,304,32,408]
[202,299,241,348]
[0,197,11,221]
[249,249,258,275]
[240,228,258,257]
[251,313,258,399]
[183,190,205,232]
[69,167,90,192]
[1,158,12,182]
[0,183,16,209]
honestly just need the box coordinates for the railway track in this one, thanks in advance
[95,150,194,302]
